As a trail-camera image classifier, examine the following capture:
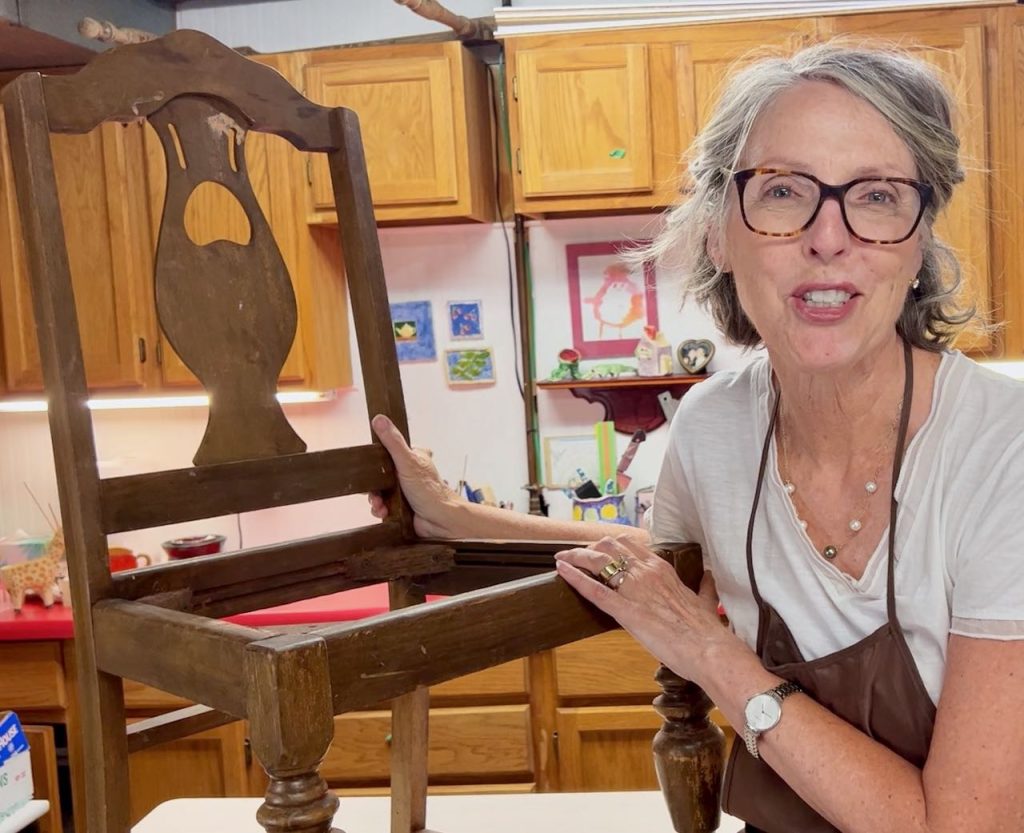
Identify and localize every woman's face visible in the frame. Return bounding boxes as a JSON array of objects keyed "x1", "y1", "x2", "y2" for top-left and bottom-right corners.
[{"x1": 714, "y1": 79, "x2": 925, "y2": 373}]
